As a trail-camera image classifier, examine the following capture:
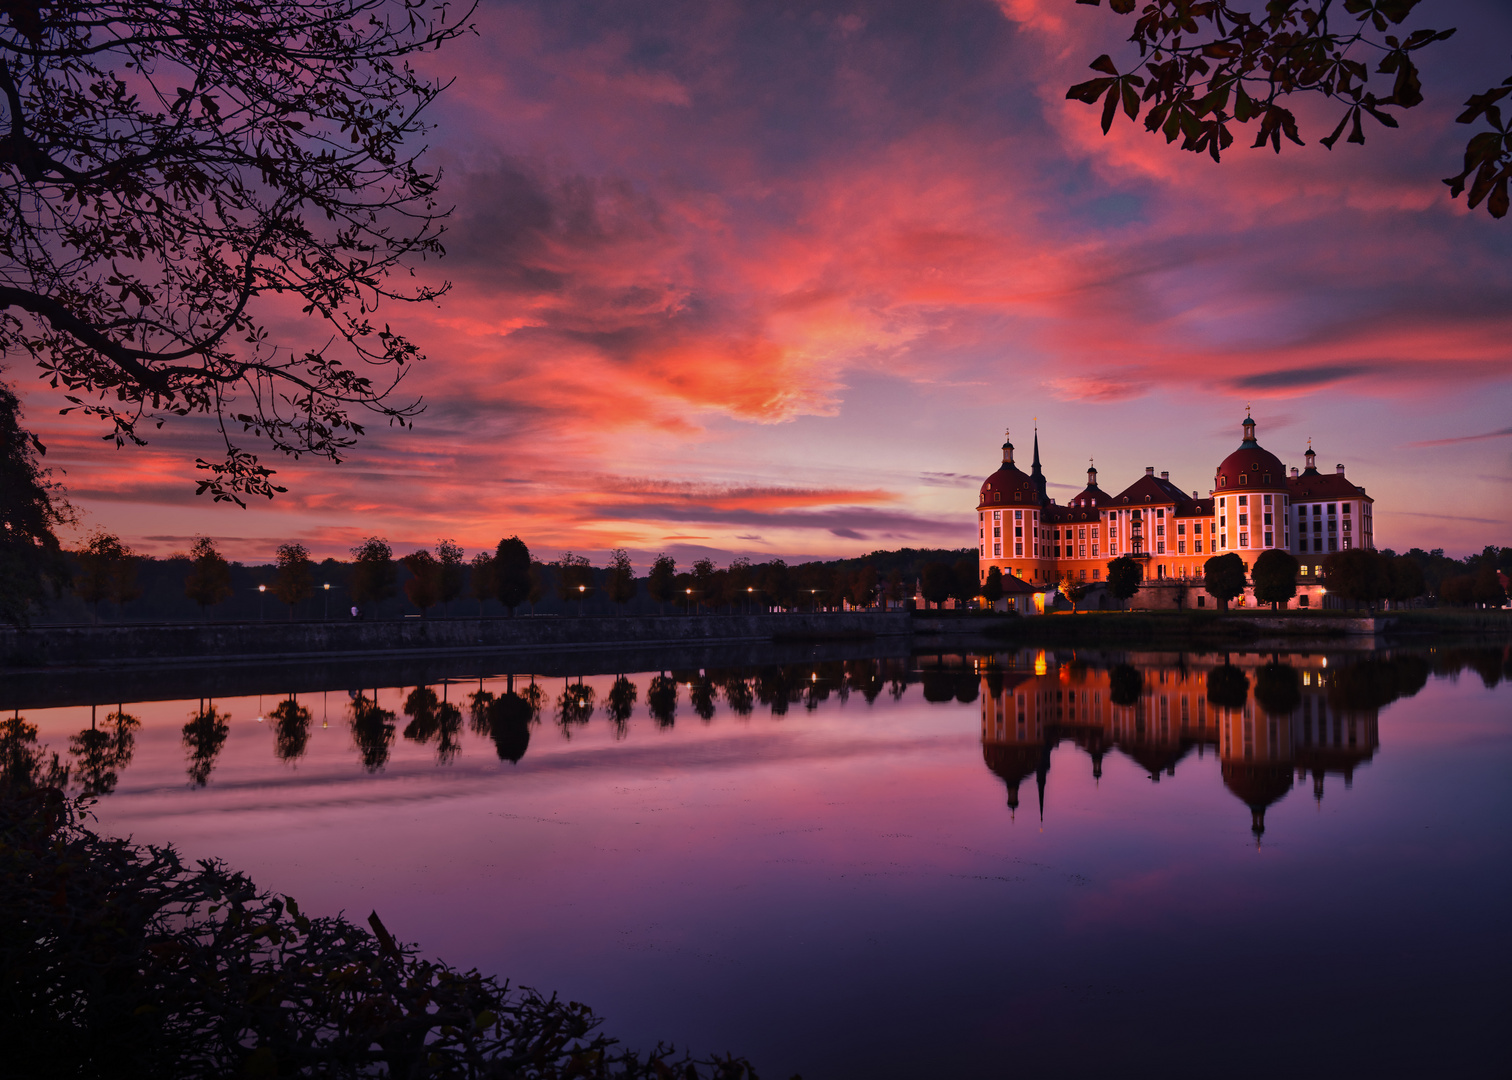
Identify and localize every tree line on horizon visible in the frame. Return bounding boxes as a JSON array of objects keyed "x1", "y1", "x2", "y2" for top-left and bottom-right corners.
[
  {"x1": 12, "y1": 529, "x2": 1509, "y2": 627},
  {"x1": 19, "y1": 533, "x2": 992, "y2": 624}
]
